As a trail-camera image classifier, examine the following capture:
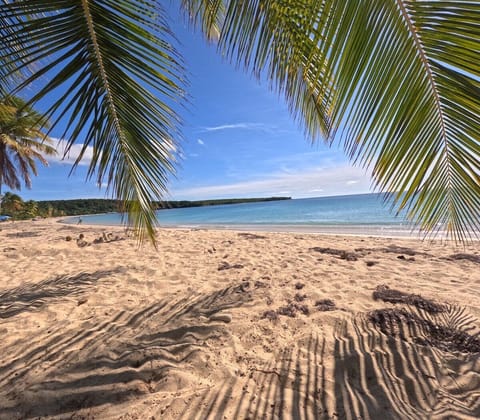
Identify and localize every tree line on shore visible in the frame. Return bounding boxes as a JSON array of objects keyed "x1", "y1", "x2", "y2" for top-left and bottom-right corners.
[{"x1": 0, "y1": 194, "x2": 290, "y2": 220}]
